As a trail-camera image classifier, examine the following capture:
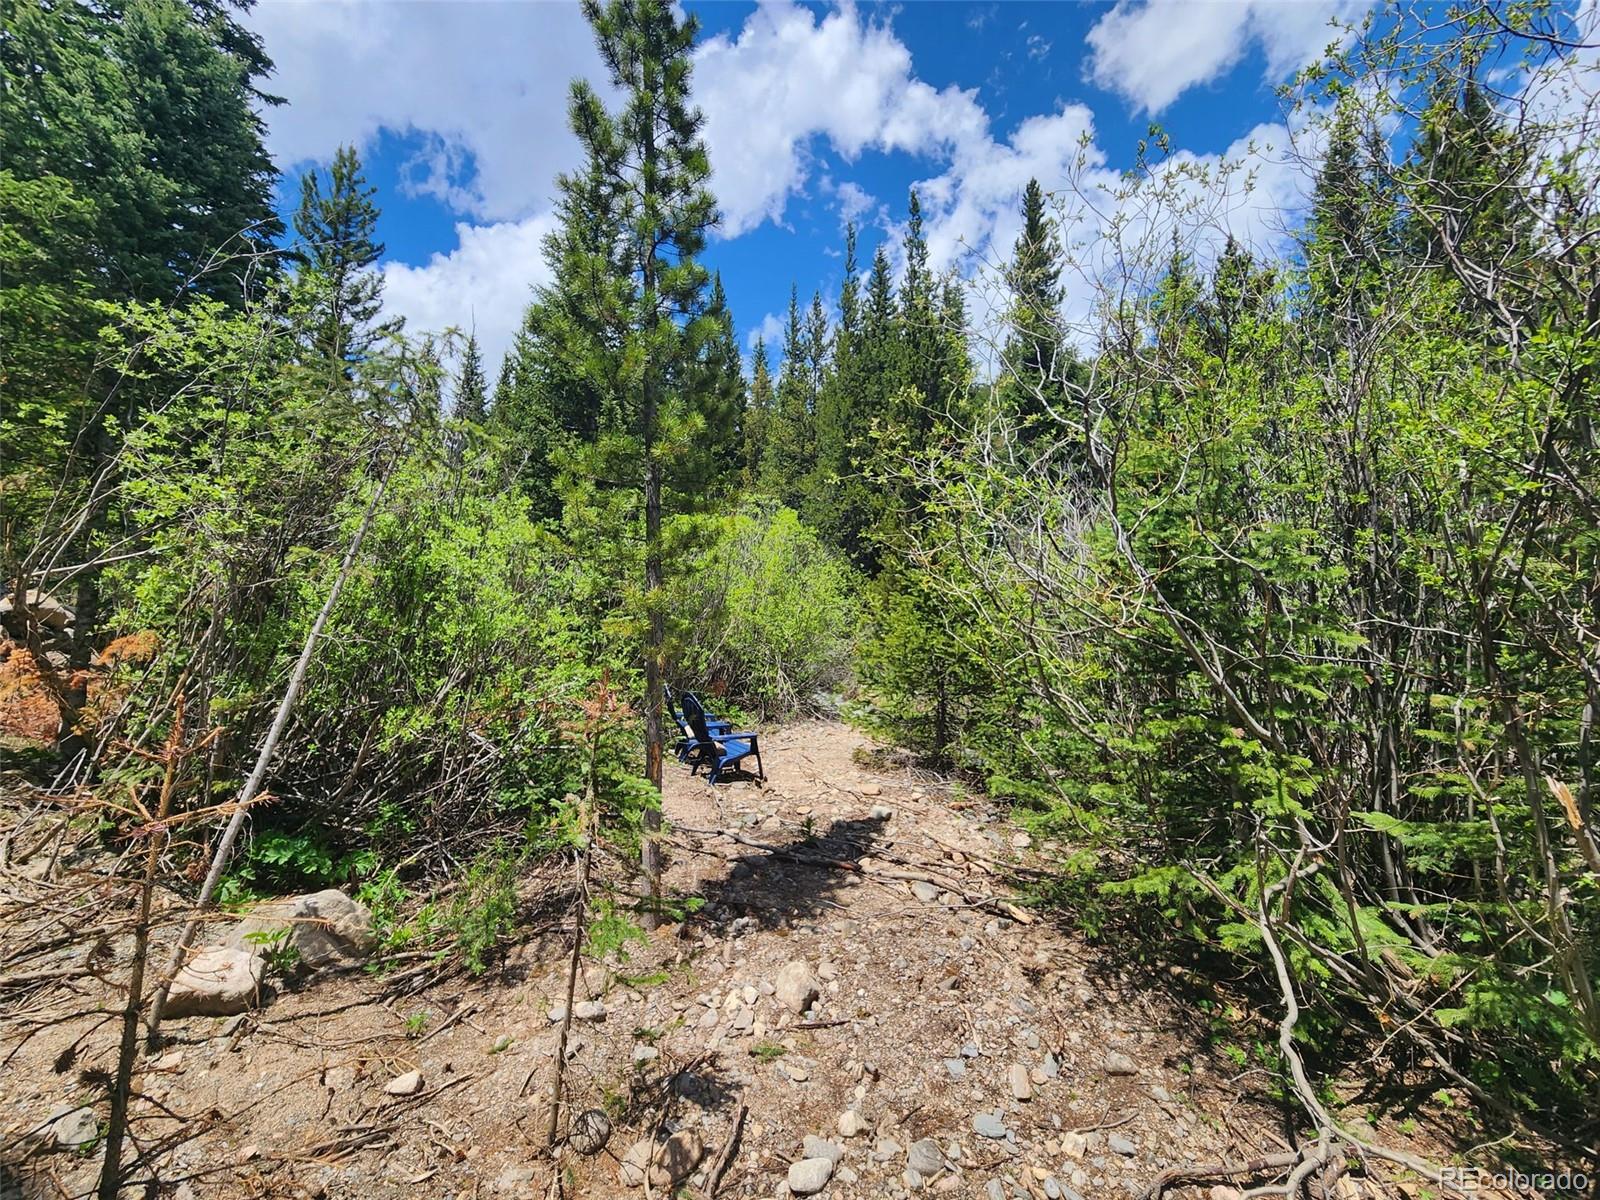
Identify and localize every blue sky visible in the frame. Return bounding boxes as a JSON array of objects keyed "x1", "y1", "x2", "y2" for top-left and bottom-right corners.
[{"x1": 245, "y1": 0, "x2": 1367, "y2": 374}]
